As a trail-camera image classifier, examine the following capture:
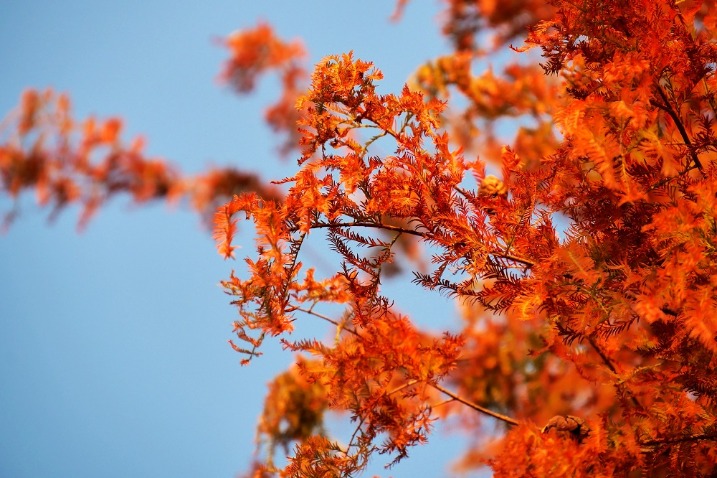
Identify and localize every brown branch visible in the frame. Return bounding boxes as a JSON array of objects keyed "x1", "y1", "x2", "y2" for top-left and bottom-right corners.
[
  {"x1": 431, "y1": 383, "x2": 519, "y2": 426},
  {"x1": 495, "y1": 252, "x2": 536, "y2": 268},
  {"x1": 651, "y1": 84, "x2": 705, "y2": 174},
  {"x1": 305, "y1": 221, "x2": 425, "y2": 237},
  {"x1": 586, "y1": 335, "x2": 618, "y2": 374},
  {"x1": 388, "y1": 379, "x2": 419, "y2": 396},
  {"x1": 399, "y1": 378, "x2": 519, "y2": 425},
  {"x1": 639, "y1": 432, "x2": 717, "y2": 448},
  {"x1": 647, "y1": 162, "x2": 699, "y2": 192},
  {"x1": 587, "y1": 335, "x2": 643, "y2": 411},
  {"x1": 430, "y1": 398, "x2": 455, "y2": 409},
  {"x1": 294, "y1": 306, "x2": 361, "y2": 338},
  {"x1": 308, "y1": 222, "x2": 536, "y2": 267},
  {"x1": 345, "y1": 416, "x2": 367, "y2": 454}
]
